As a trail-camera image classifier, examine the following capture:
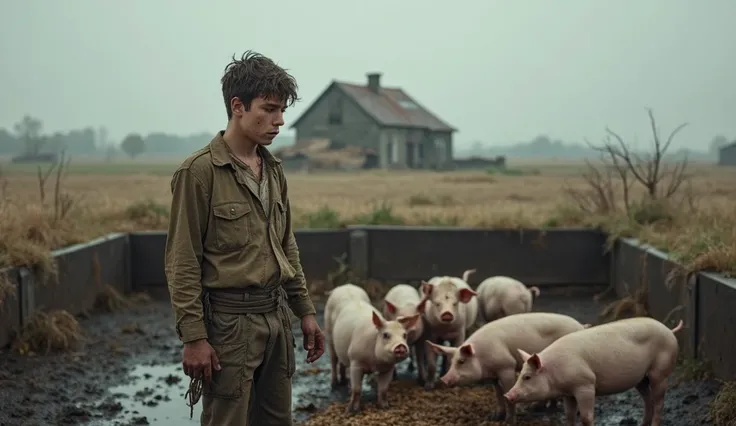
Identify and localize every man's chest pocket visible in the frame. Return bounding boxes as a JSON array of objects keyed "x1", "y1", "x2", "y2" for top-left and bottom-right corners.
[{"x1": 212, "y1": 201, "x2": 251, "y2": 251}]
